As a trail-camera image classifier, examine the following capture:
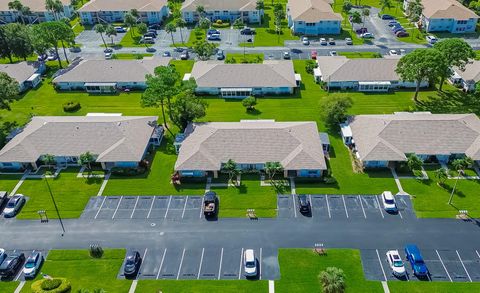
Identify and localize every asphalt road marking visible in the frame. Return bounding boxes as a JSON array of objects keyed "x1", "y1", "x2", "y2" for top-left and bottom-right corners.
[
  {"x1": 177, "y1": 248, "x2": 186, "y2": 280},
  {"x1": 146, "y1": 196, "x2": 155, "y2": 219},
  {"x1": 138, "y1": 248, "x2": 148, "y2": 279},
  {"x1": 476, "y1": 250, "x2": 480, "y2": 260},
  {"x1": 164, "y1": 196, "x2": 172, "y2": 219},
  {"x1": 342, "y1": 195, "x2": 349, "y2": 218},
  {"x1": 94, "y1": 196, "x2": 107, "y2": 219},
  {"x1": 197, "y1": 248, "x2": 205, "y2": 280},
  {"x1": 325, "y1": 195, "x2": 331, "y2": 218},
  {"x1": 156, "y1": 248, "x2": 167, "y2": 279},
  {"x1": 375, "y1": 195, "x2": 385, "y2": 218},
  {"x1": 181, "y1": 196, "x2": 188, "y2": 219},
  {"x1": 375, "y1": 249, "x2": 387, "y2": 281},
  {"x1": 436, "y1": 250, "x2": 452, "y2": 282},
  {"x1": 259, "y1": 247, "x2": 263, "y2": 280},
  {"x1": 199, "y1": 196, "x2": 204, "y2": 218},
  {"x1": 238, "y1": 248, "x2": 244, "y2": 280},
  {"x1": 358, "y1": 195, "x2": 367, "y2": 219},
  {"x1": 130, "y1": 196, "x2": 140, "y2": 219},
  {"x1": 218, "y1": 248, "x2": 223, "y2": 280},
  {"x1": 112, "y1": 196, "x2": 123, "y2": 219},
  {"x1": 292, "y1": 194, "x2": 297, "y2": 218},
  {"x1": 309, "y1": 194, "x2": 313, "y2": 218},
  {"x1": 398, "y1": 209, "x2": 403, "y2": 219},
  {"x1": 456, "y1": 250, "x2": 472, "y2": 282}
]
